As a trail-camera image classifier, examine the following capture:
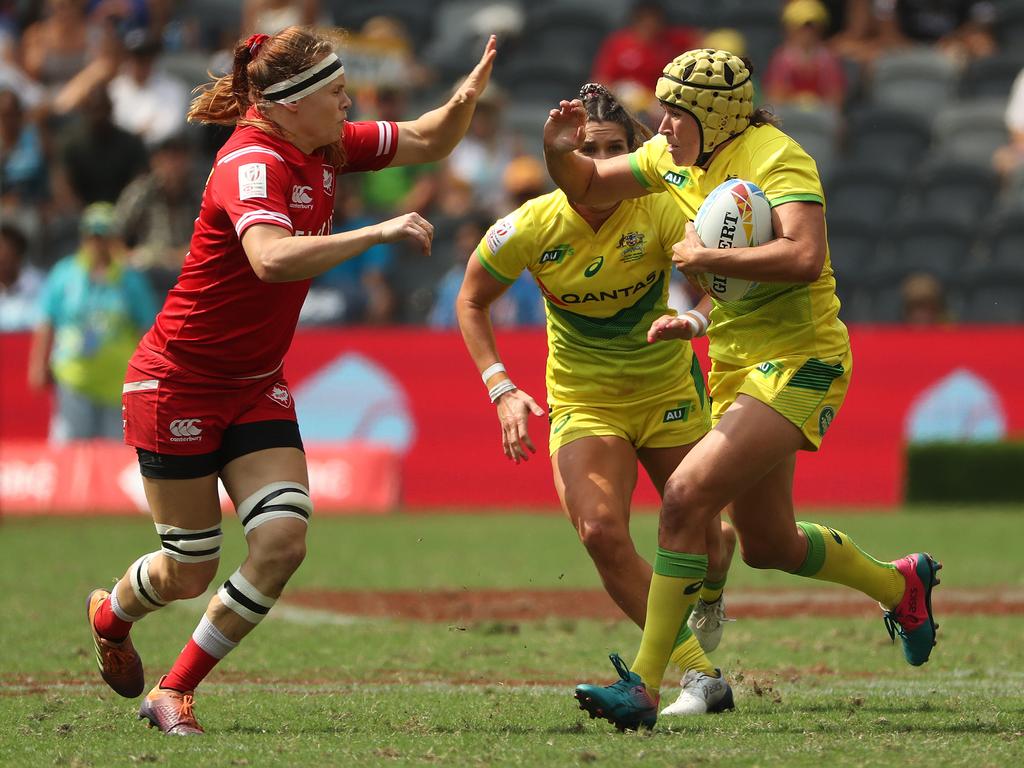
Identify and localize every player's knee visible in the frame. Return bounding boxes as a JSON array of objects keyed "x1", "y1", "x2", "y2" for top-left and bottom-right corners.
[
  {"x1": 159, "y1": 558, "x2": 220, "y2": 600},
  {"x1": 249, "y1": 535, "x2": 307, "y2": 584},
  {"x1": 577, "y1": 514, "x2": 631, "y2": 562},
  {"x1": 661, "y1": 477, "x2": 714, "y2": 535}
]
